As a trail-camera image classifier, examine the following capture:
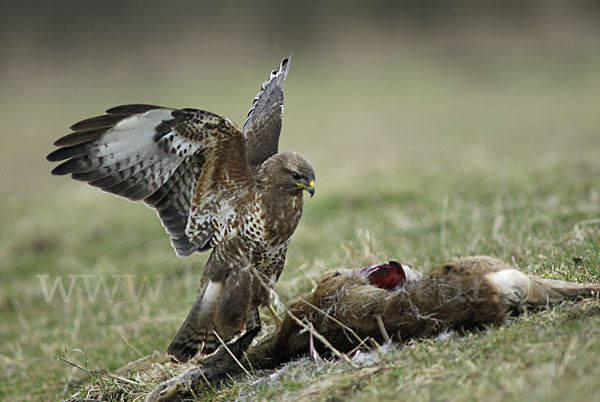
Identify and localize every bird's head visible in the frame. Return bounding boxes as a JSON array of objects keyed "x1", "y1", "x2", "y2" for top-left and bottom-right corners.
[
  {"x1": 358, "y1": 261, "x2": 406, "y2": 290},
  {"x1": 259, "y1": 151, "x2": 315, "y2": 197}
]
